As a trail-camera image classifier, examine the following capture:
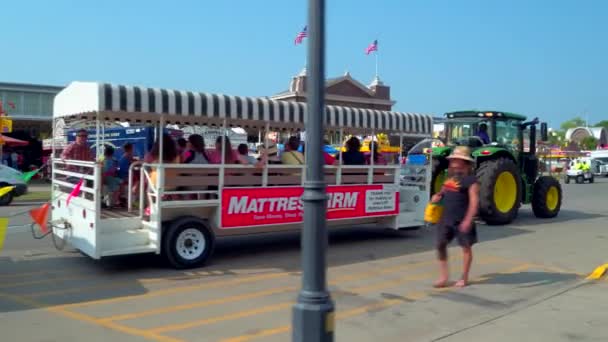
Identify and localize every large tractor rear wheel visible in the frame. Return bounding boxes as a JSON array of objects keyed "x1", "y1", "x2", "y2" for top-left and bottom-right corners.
[
  {"x1": 477, "y1": 158, "x2": 521, "y2": 225},
  {"x1": 431, "y1": 158, "x2": 448, "y2": 196},
  {"x1": 531, "y1": 176, "x2": 562, "y2": 218}
]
